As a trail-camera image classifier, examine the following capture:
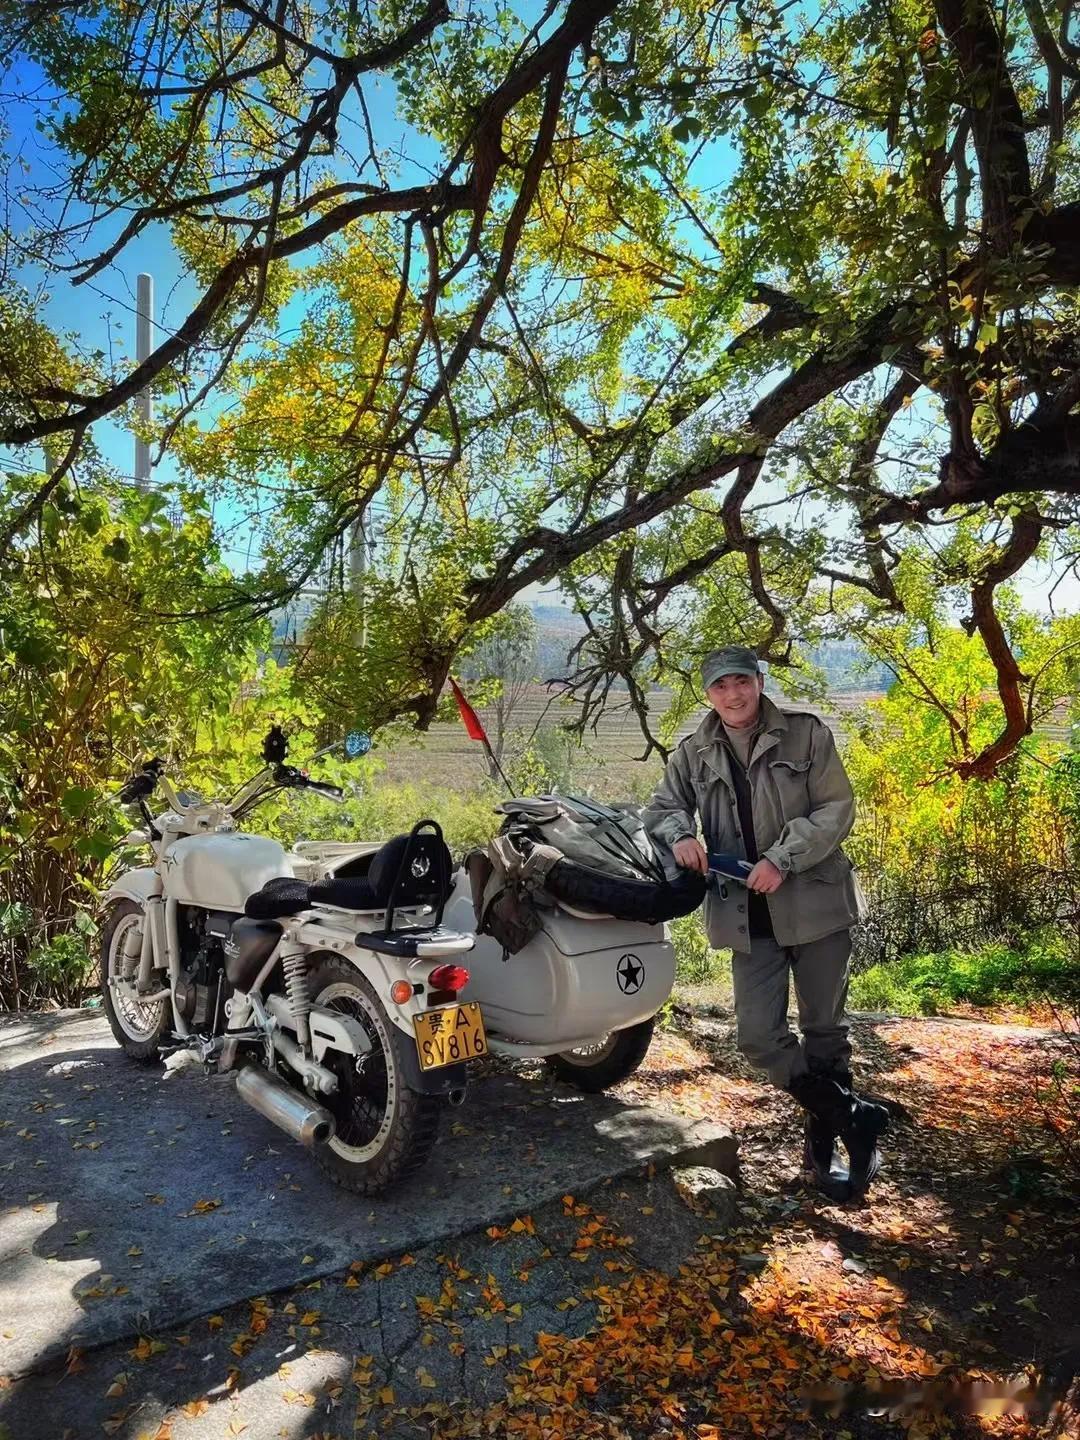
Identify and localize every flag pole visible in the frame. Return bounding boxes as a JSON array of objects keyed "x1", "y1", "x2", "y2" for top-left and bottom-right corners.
[{"x1": 448, "y1": 677, "x2": 515, "y2": 795}]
